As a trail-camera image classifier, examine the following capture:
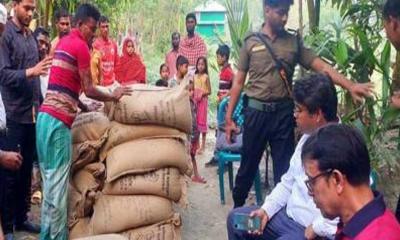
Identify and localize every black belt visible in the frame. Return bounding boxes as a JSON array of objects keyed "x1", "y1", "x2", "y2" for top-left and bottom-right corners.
[{"x1": 247, "y1": 98, "x2": 293, "y2": 112}]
